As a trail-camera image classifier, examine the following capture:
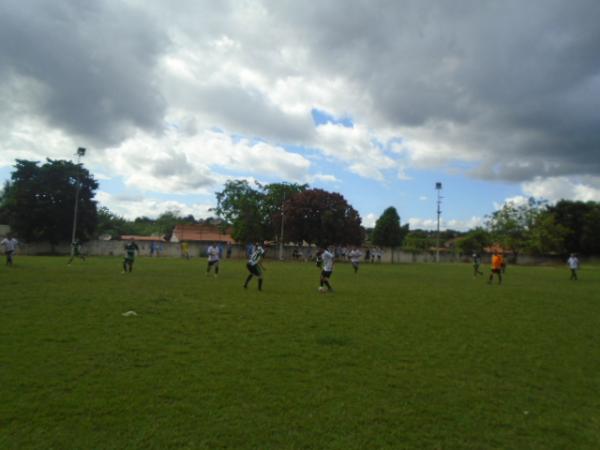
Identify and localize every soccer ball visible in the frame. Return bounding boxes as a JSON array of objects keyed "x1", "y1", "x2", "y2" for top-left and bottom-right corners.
[{"x1": 318, "y1": 286, "x2": 327, "y2": 293}]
